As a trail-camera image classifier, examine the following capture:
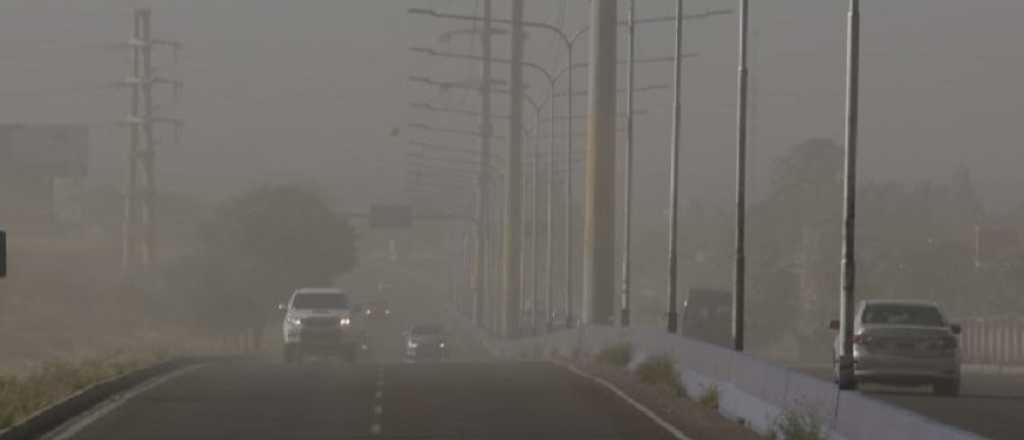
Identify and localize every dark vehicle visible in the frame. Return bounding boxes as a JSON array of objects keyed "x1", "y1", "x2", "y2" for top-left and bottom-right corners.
[
  {"x1": 404, "y1": 324, "x2": 449, "y2": 361},
  {"x1": 680, "y1": 288, "x2": 732, "y2": 347},
  {"x1": 280, "y1": 288, "x2": 360, "y2": 363},
  {"x1": 361, "y1": 300, "x2": 391, "y2": 319}
]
